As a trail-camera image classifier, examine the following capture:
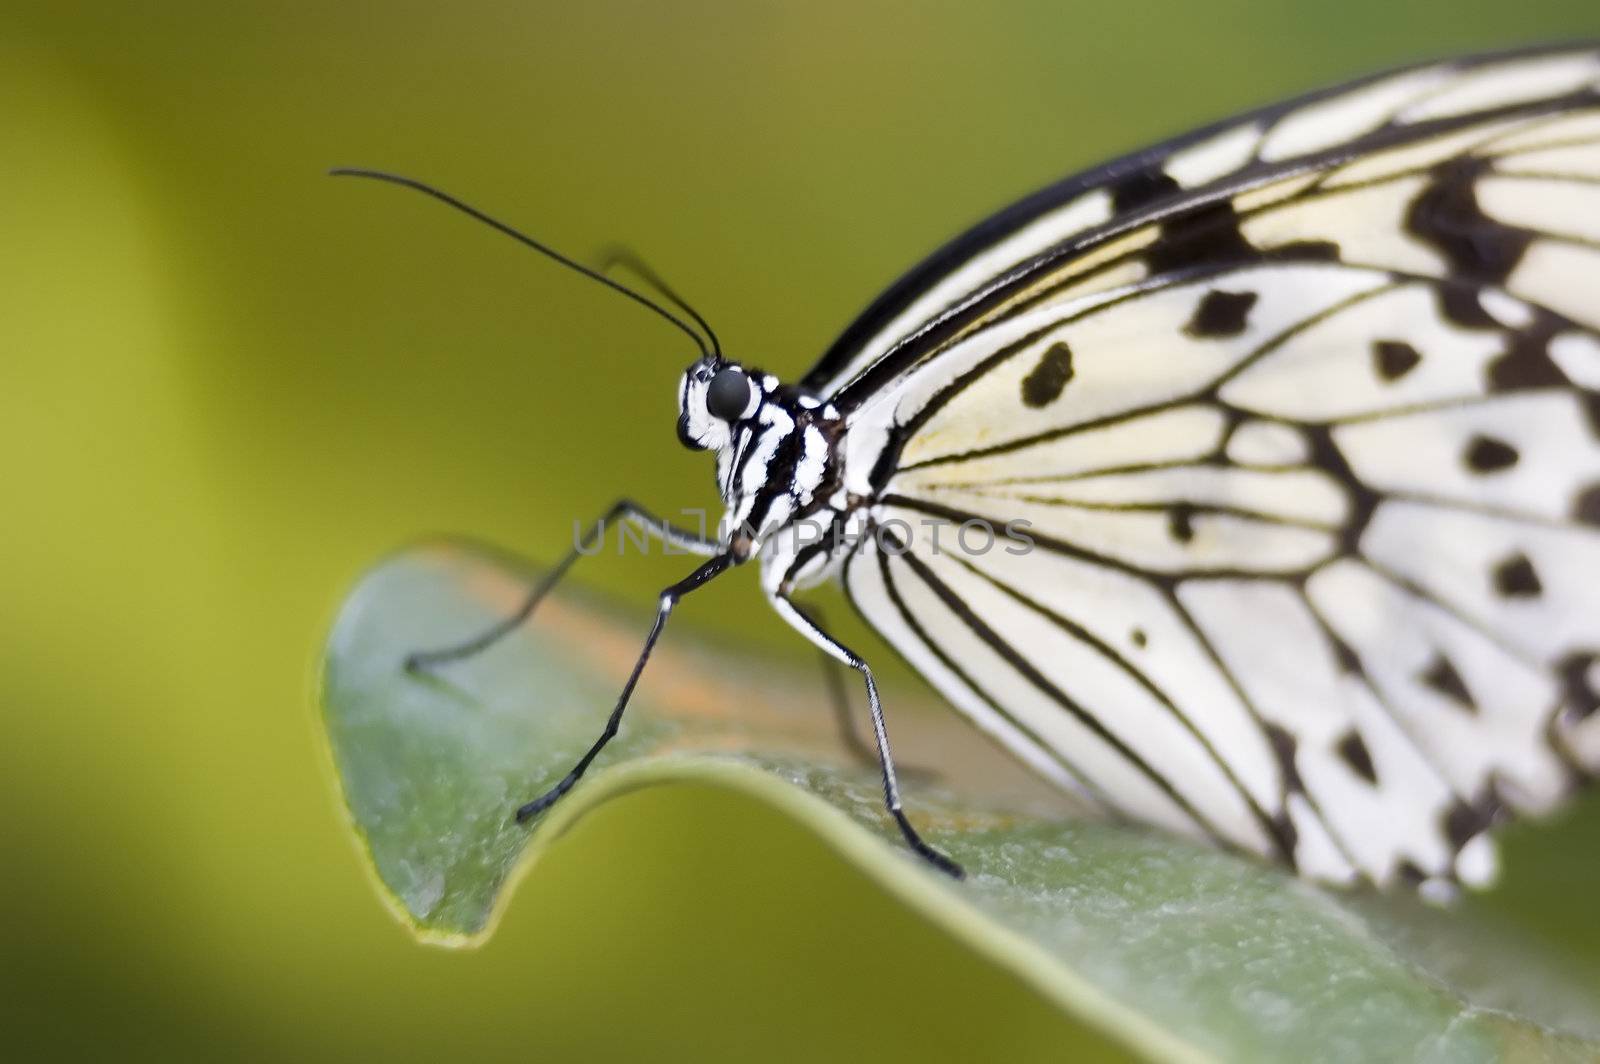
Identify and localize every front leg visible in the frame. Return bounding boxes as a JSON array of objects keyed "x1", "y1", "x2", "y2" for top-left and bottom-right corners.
[
  {"x1": 405, "y1": 498, "x2": 718, "y2": 673},
  {"x1": 768, "y1": 591, "x2": 964, "y2": 879},
  {"x1": 517, "y1": 550, "x2": 739, "y2": 822}
]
